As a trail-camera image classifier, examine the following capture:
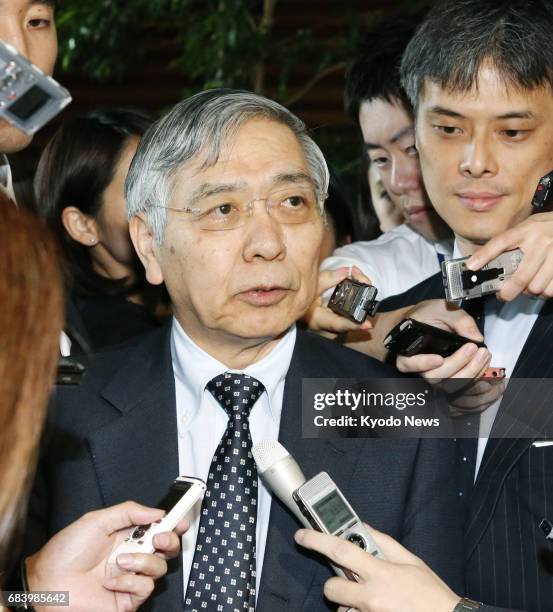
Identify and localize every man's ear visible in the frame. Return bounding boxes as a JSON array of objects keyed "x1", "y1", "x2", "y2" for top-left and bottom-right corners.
[
  {"x1": 61, "y1": 206, "x2": 99, "y2": 246},
  {"x1": 129, "y1": 214, "x2": 164, "y2": 285}
]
